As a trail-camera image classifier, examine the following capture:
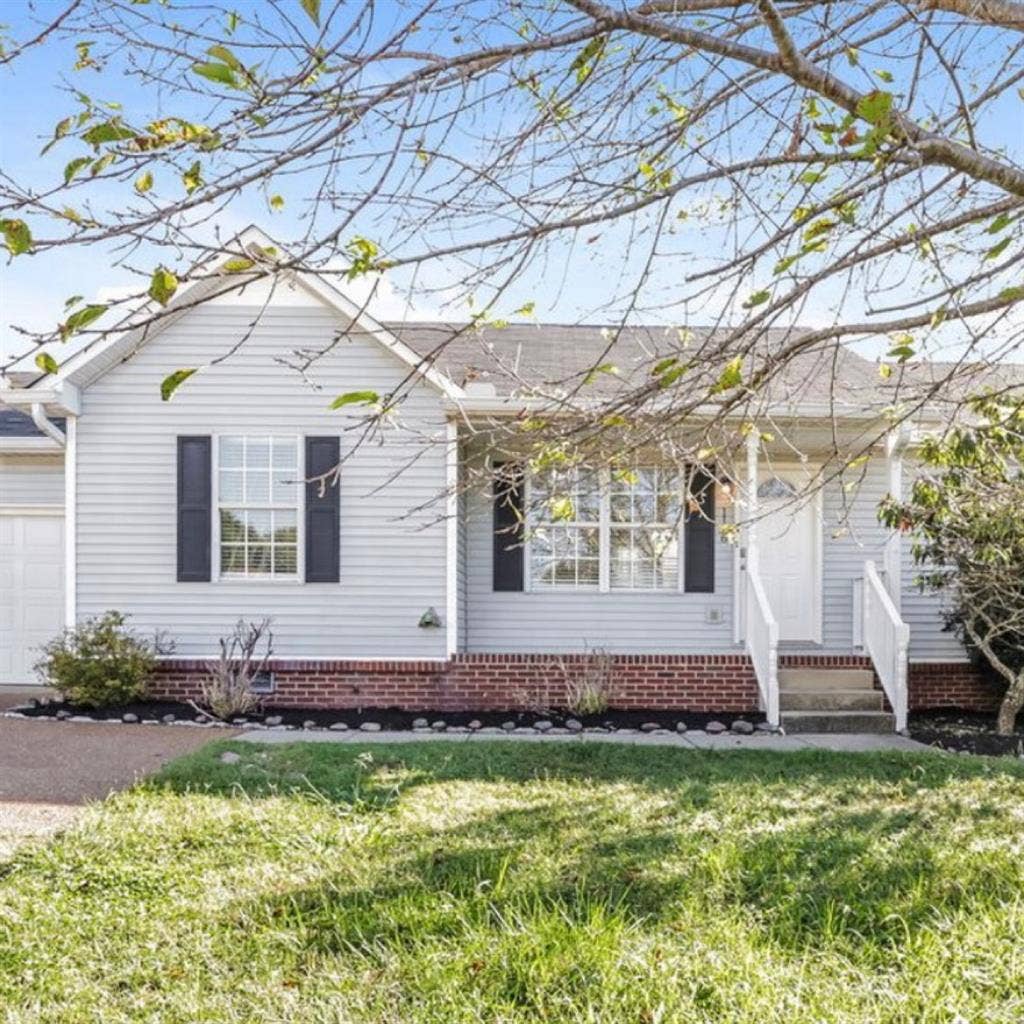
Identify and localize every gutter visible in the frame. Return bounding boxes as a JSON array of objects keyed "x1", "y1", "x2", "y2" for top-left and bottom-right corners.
[{"x1": 30, "y1": 403, "x2": 66, "y2": 447}]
